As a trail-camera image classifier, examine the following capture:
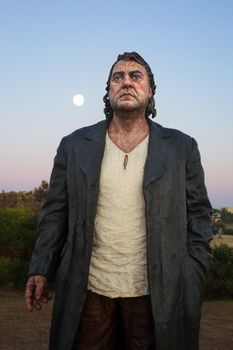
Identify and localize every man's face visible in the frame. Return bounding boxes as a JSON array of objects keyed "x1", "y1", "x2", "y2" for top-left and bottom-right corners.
[{"x1": 108, "y1": 60, "x2": 152, "y2": 116}]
